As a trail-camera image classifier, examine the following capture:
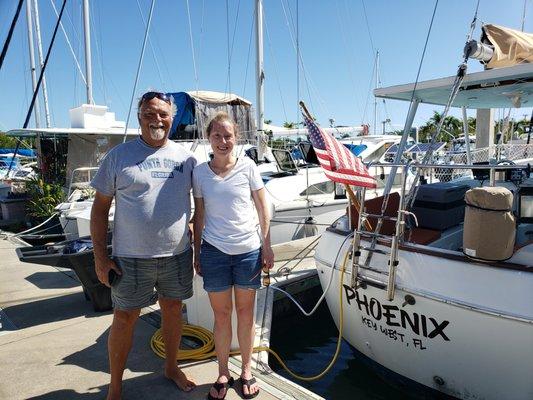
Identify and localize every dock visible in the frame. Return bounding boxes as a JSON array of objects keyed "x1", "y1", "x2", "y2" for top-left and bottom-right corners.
[{"x1": 0, "y1": 234, "x2": 323, "y2": 400}]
